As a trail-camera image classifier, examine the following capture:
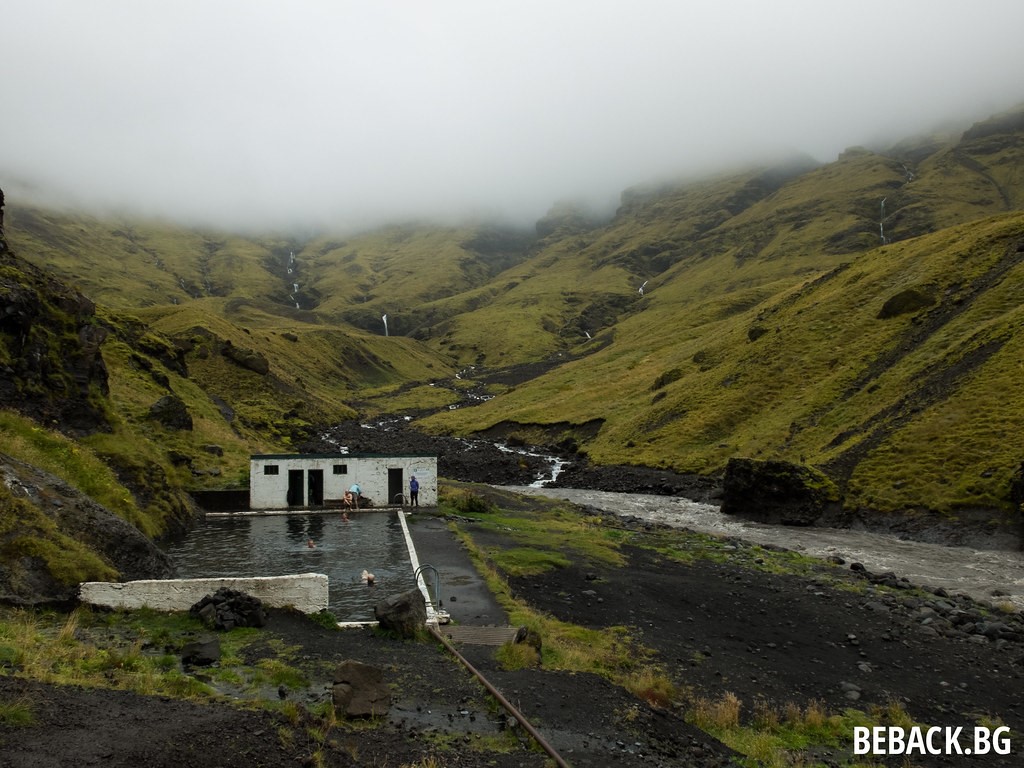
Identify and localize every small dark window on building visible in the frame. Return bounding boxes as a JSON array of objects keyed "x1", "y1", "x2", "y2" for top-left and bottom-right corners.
[
  {"x1": 264, "y1": 465, "x2": 279, "y2": 475},
  {"x1": 333, "y1": 464, "x2": 347, "y2": 475}
]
